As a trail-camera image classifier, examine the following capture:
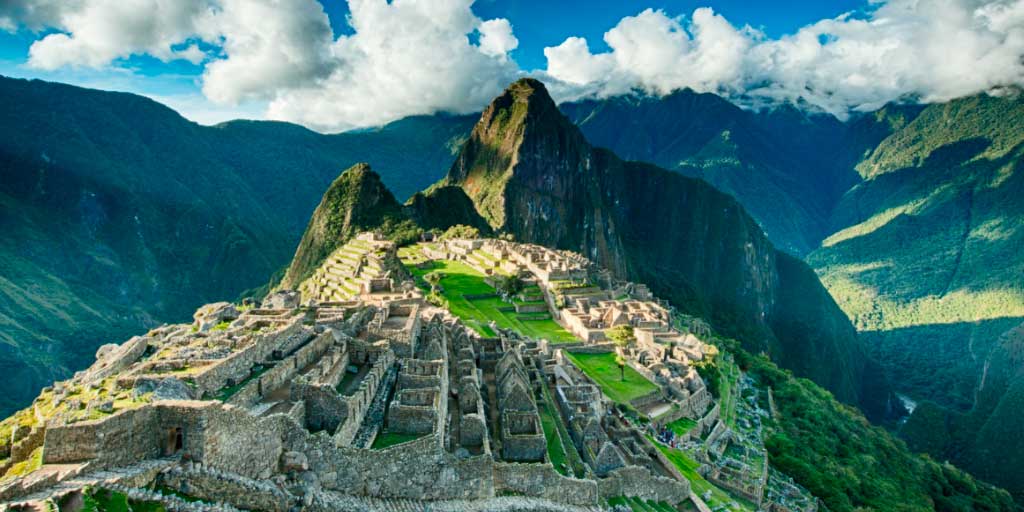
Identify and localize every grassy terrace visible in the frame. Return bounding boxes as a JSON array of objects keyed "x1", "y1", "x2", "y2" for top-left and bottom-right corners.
[
  {"x1": 649, "y1": 437, "x2": 755, "y2": 511},
  {"x1": 538, "y1": 383, "x2": 587, "y2": 477},
  {"x1": 719, "y1": 359, "x2": 741, "y2": 428},
  {"x1": 216, "y1": 366, "x2": 269, "y2": 402},
  {"x1": 371, "y1": 431, "x2": 422, "y2": 450},
  {"x1": 402, "y1": 256, "x2": 577, "y2": 343},
  {"x1": 564, "y1": 352, "x2": 659, "y2": 405},
  {"x1": 666, "y1": 417, "x2": 697, "y2": 437}
]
